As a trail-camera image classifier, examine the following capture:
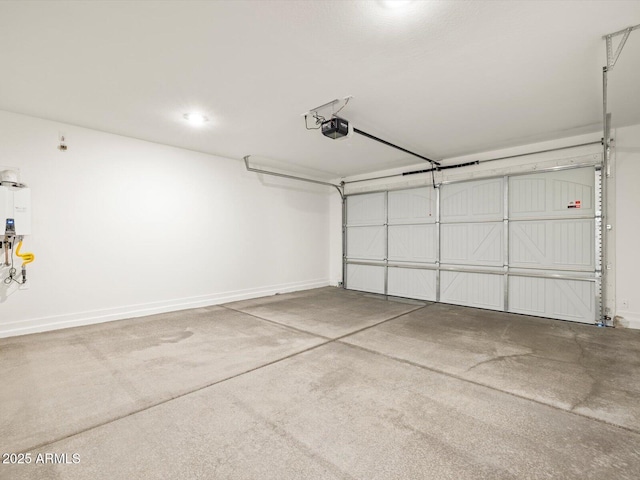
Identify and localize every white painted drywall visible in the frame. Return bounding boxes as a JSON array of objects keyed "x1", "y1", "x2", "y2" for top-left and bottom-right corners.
[
  {"x1": 612, "y1": 124, "x2": 640, "y2": 329},
  {"x1": 0, "y1": 110, "x2": 331, "y2": 337}
]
